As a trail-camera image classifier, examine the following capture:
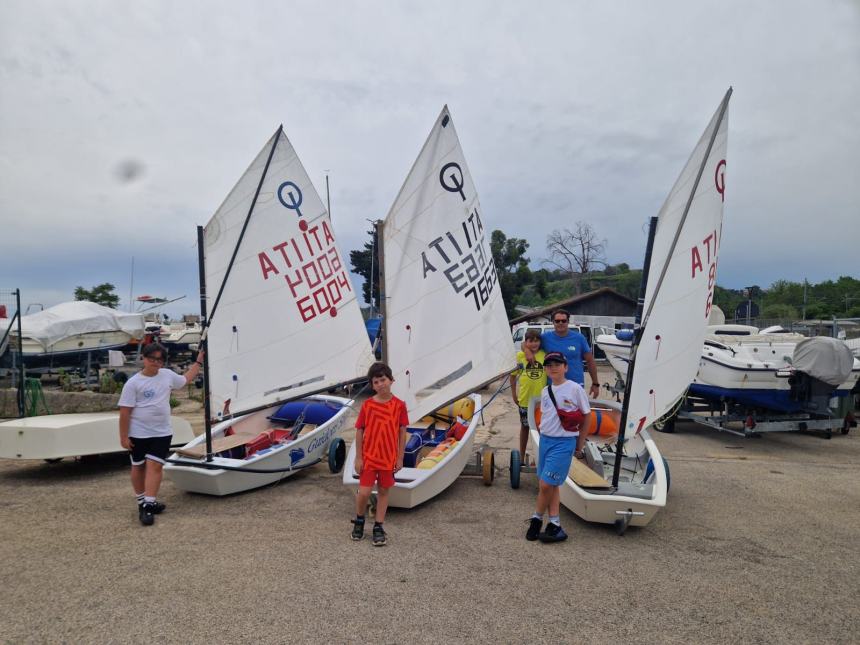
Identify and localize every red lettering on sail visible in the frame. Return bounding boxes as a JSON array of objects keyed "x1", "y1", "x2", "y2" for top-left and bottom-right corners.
[{"x1": 691, "y1": 246, "x2": 703, "y2": 278}]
